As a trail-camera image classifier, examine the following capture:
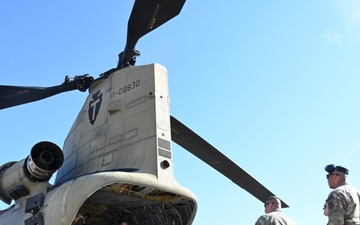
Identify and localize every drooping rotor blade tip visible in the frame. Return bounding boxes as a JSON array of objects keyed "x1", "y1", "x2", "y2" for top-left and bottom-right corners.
[{"x1": 169, "y1": 115, "x2": 289, "y2": 208}]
